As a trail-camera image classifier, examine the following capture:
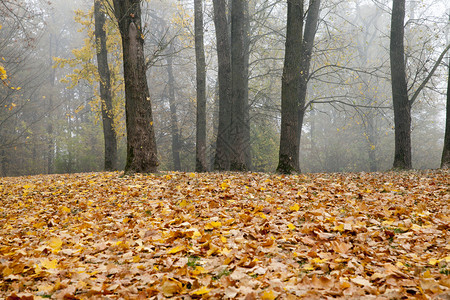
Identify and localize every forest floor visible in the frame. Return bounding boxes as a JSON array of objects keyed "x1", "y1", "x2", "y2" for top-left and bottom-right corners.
[{"x1": 0, "y1": 170, "x2": 449, "y2": 299}]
